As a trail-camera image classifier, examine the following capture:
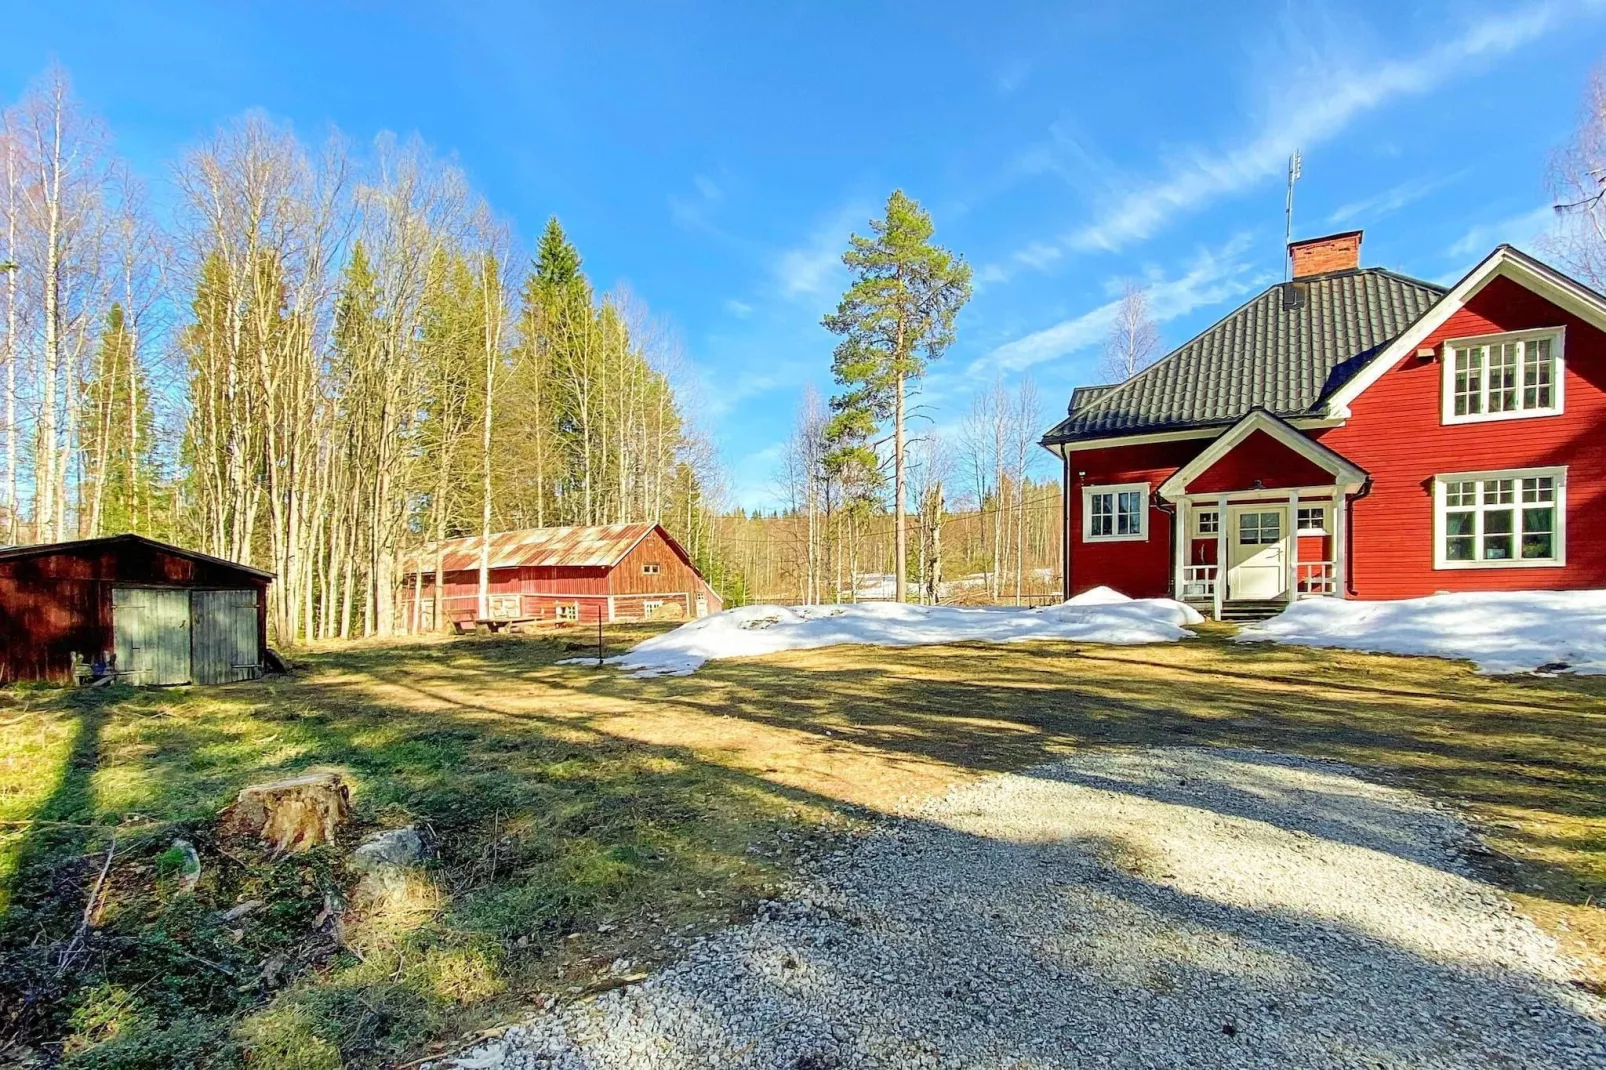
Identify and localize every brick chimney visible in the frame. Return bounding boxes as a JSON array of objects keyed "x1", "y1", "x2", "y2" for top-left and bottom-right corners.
[{"x1": 1288, "y1": 230, "x2": 1362, "y2": 278}]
